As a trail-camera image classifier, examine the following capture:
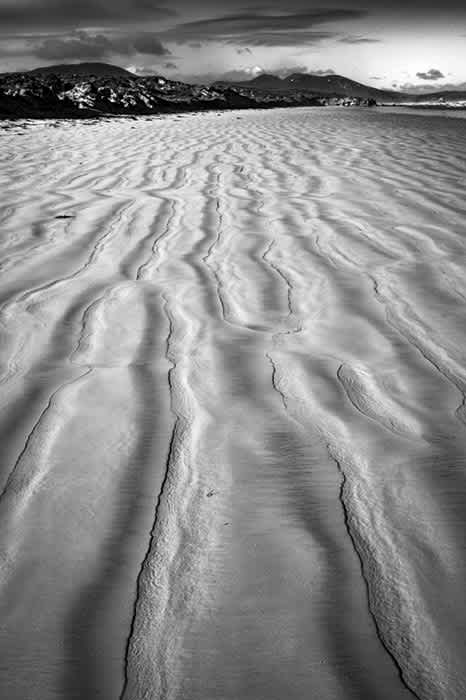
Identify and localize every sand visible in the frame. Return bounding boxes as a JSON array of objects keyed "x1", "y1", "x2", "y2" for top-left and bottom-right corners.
[{"x1": 1, "y1": 107, "x2": 466, "y2": 700}]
